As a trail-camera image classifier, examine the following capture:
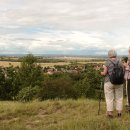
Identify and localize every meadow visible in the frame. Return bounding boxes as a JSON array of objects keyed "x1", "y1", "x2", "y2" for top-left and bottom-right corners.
[{"x1": 0, "y1": 99, "x2": 130, "y2": 130}]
